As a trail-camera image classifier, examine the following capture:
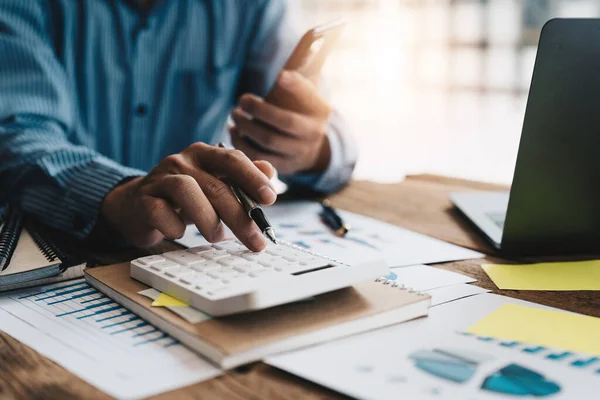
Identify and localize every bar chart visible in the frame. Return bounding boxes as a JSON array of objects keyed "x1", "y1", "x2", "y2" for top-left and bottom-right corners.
[{"x1": 0, "y1": 279, "x2": 220, "y2": 399}]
